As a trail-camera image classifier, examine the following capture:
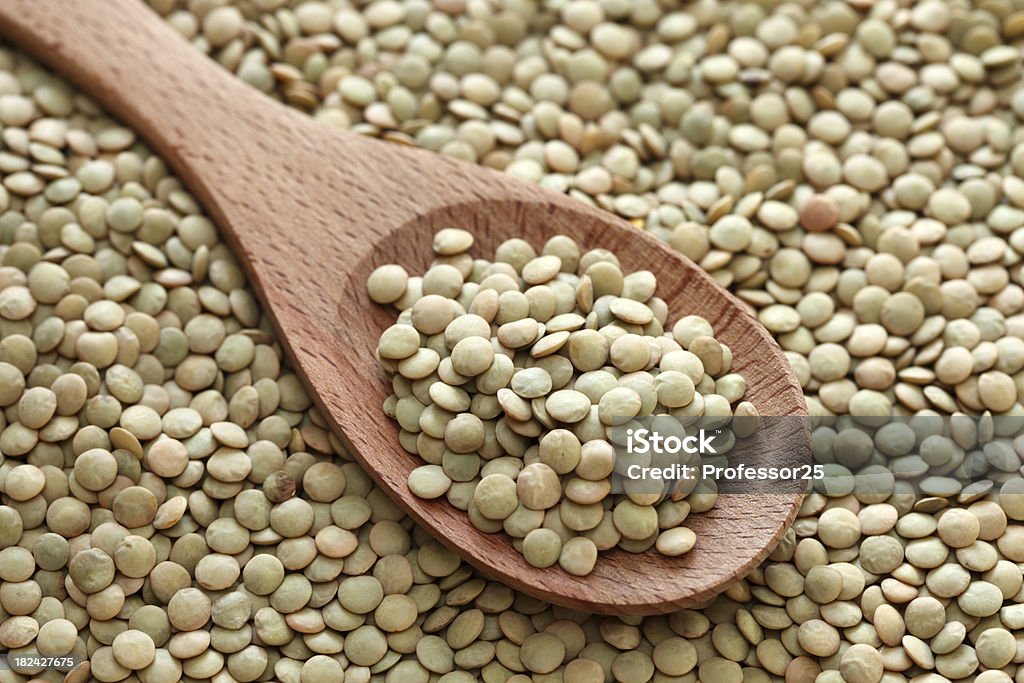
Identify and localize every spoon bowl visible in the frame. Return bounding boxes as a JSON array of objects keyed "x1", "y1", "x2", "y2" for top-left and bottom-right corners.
[
  {"x1": 360, "y1": 200, "x2": 809, "y2": 613},
  {"x1": 0, "y1": 0, "x2": 809, "y2": 614}
]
